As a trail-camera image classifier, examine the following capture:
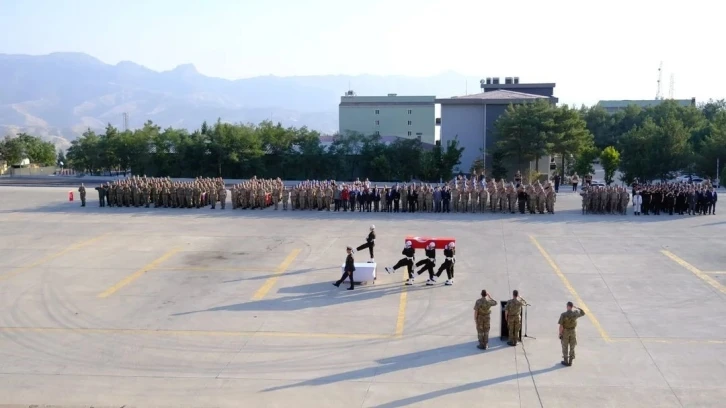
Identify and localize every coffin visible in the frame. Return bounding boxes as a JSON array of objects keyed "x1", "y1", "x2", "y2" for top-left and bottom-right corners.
[
  {"x1": 341, "y1": 262, "x2": 376, "y2": 283},
  {"x1": 404, "y1": 236, "x2": 456, "y2": 250}
]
